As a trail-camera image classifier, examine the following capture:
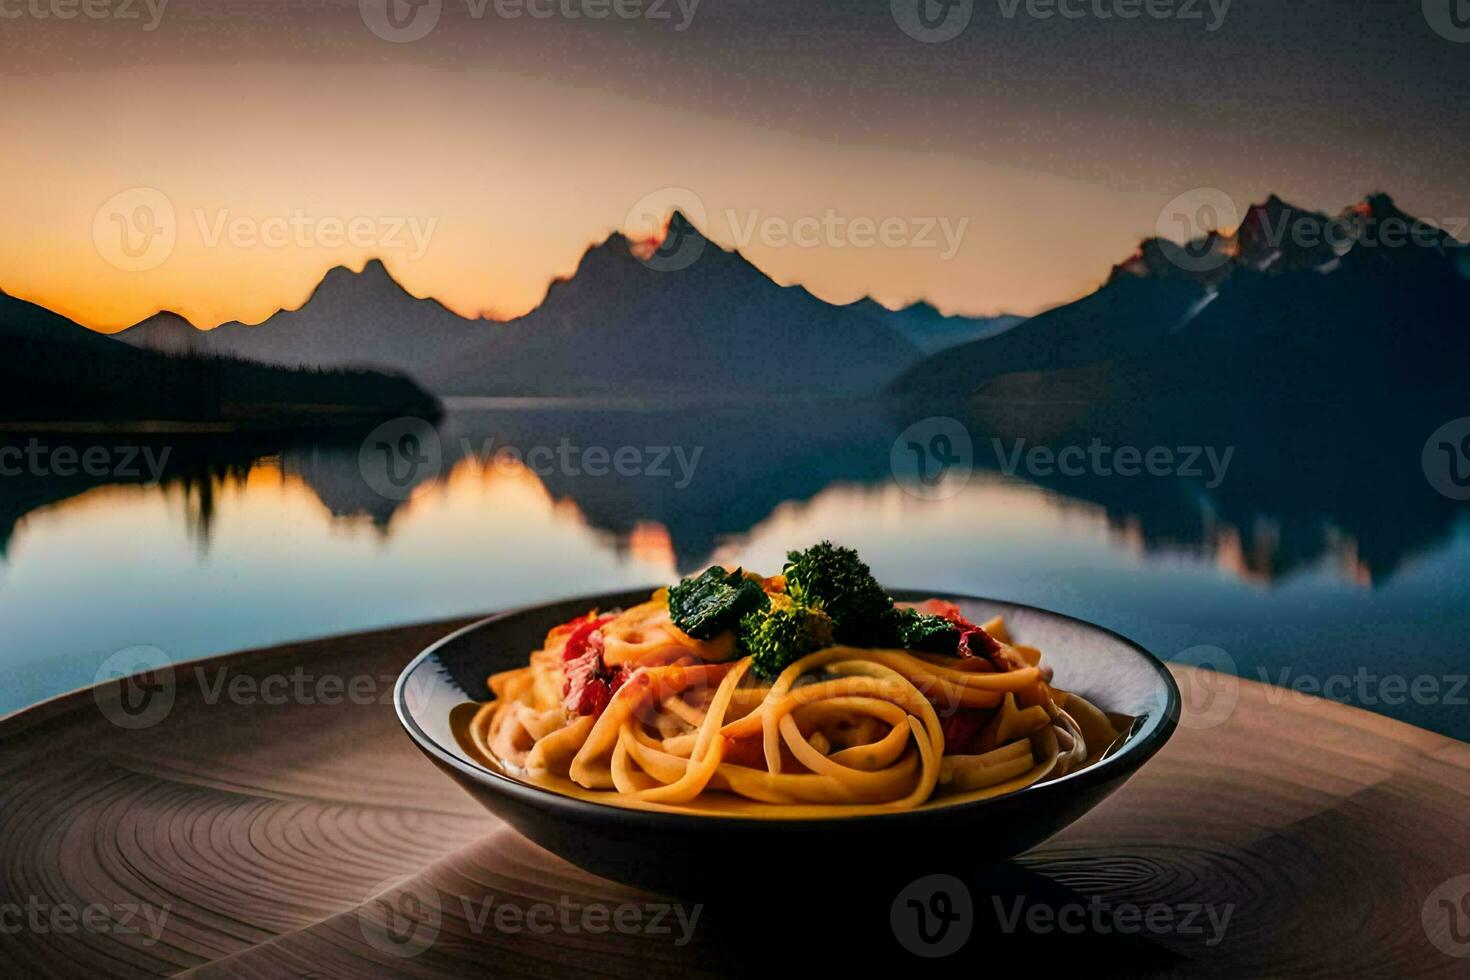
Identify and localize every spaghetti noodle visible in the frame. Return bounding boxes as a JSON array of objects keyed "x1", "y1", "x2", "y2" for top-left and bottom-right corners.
[{"x1": 464, "y1": 553, "x2": 1122, "y2": 816}]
